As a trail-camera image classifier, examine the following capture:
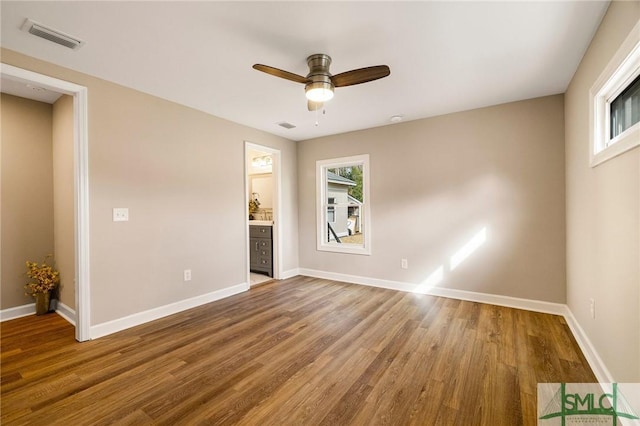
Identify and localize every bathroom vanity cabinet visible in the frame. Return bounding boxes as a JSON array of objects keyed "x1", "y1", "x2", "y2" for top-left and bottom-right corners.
[{"x1": 250, "y1": 225, "x2": 272, "y2": 277}]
